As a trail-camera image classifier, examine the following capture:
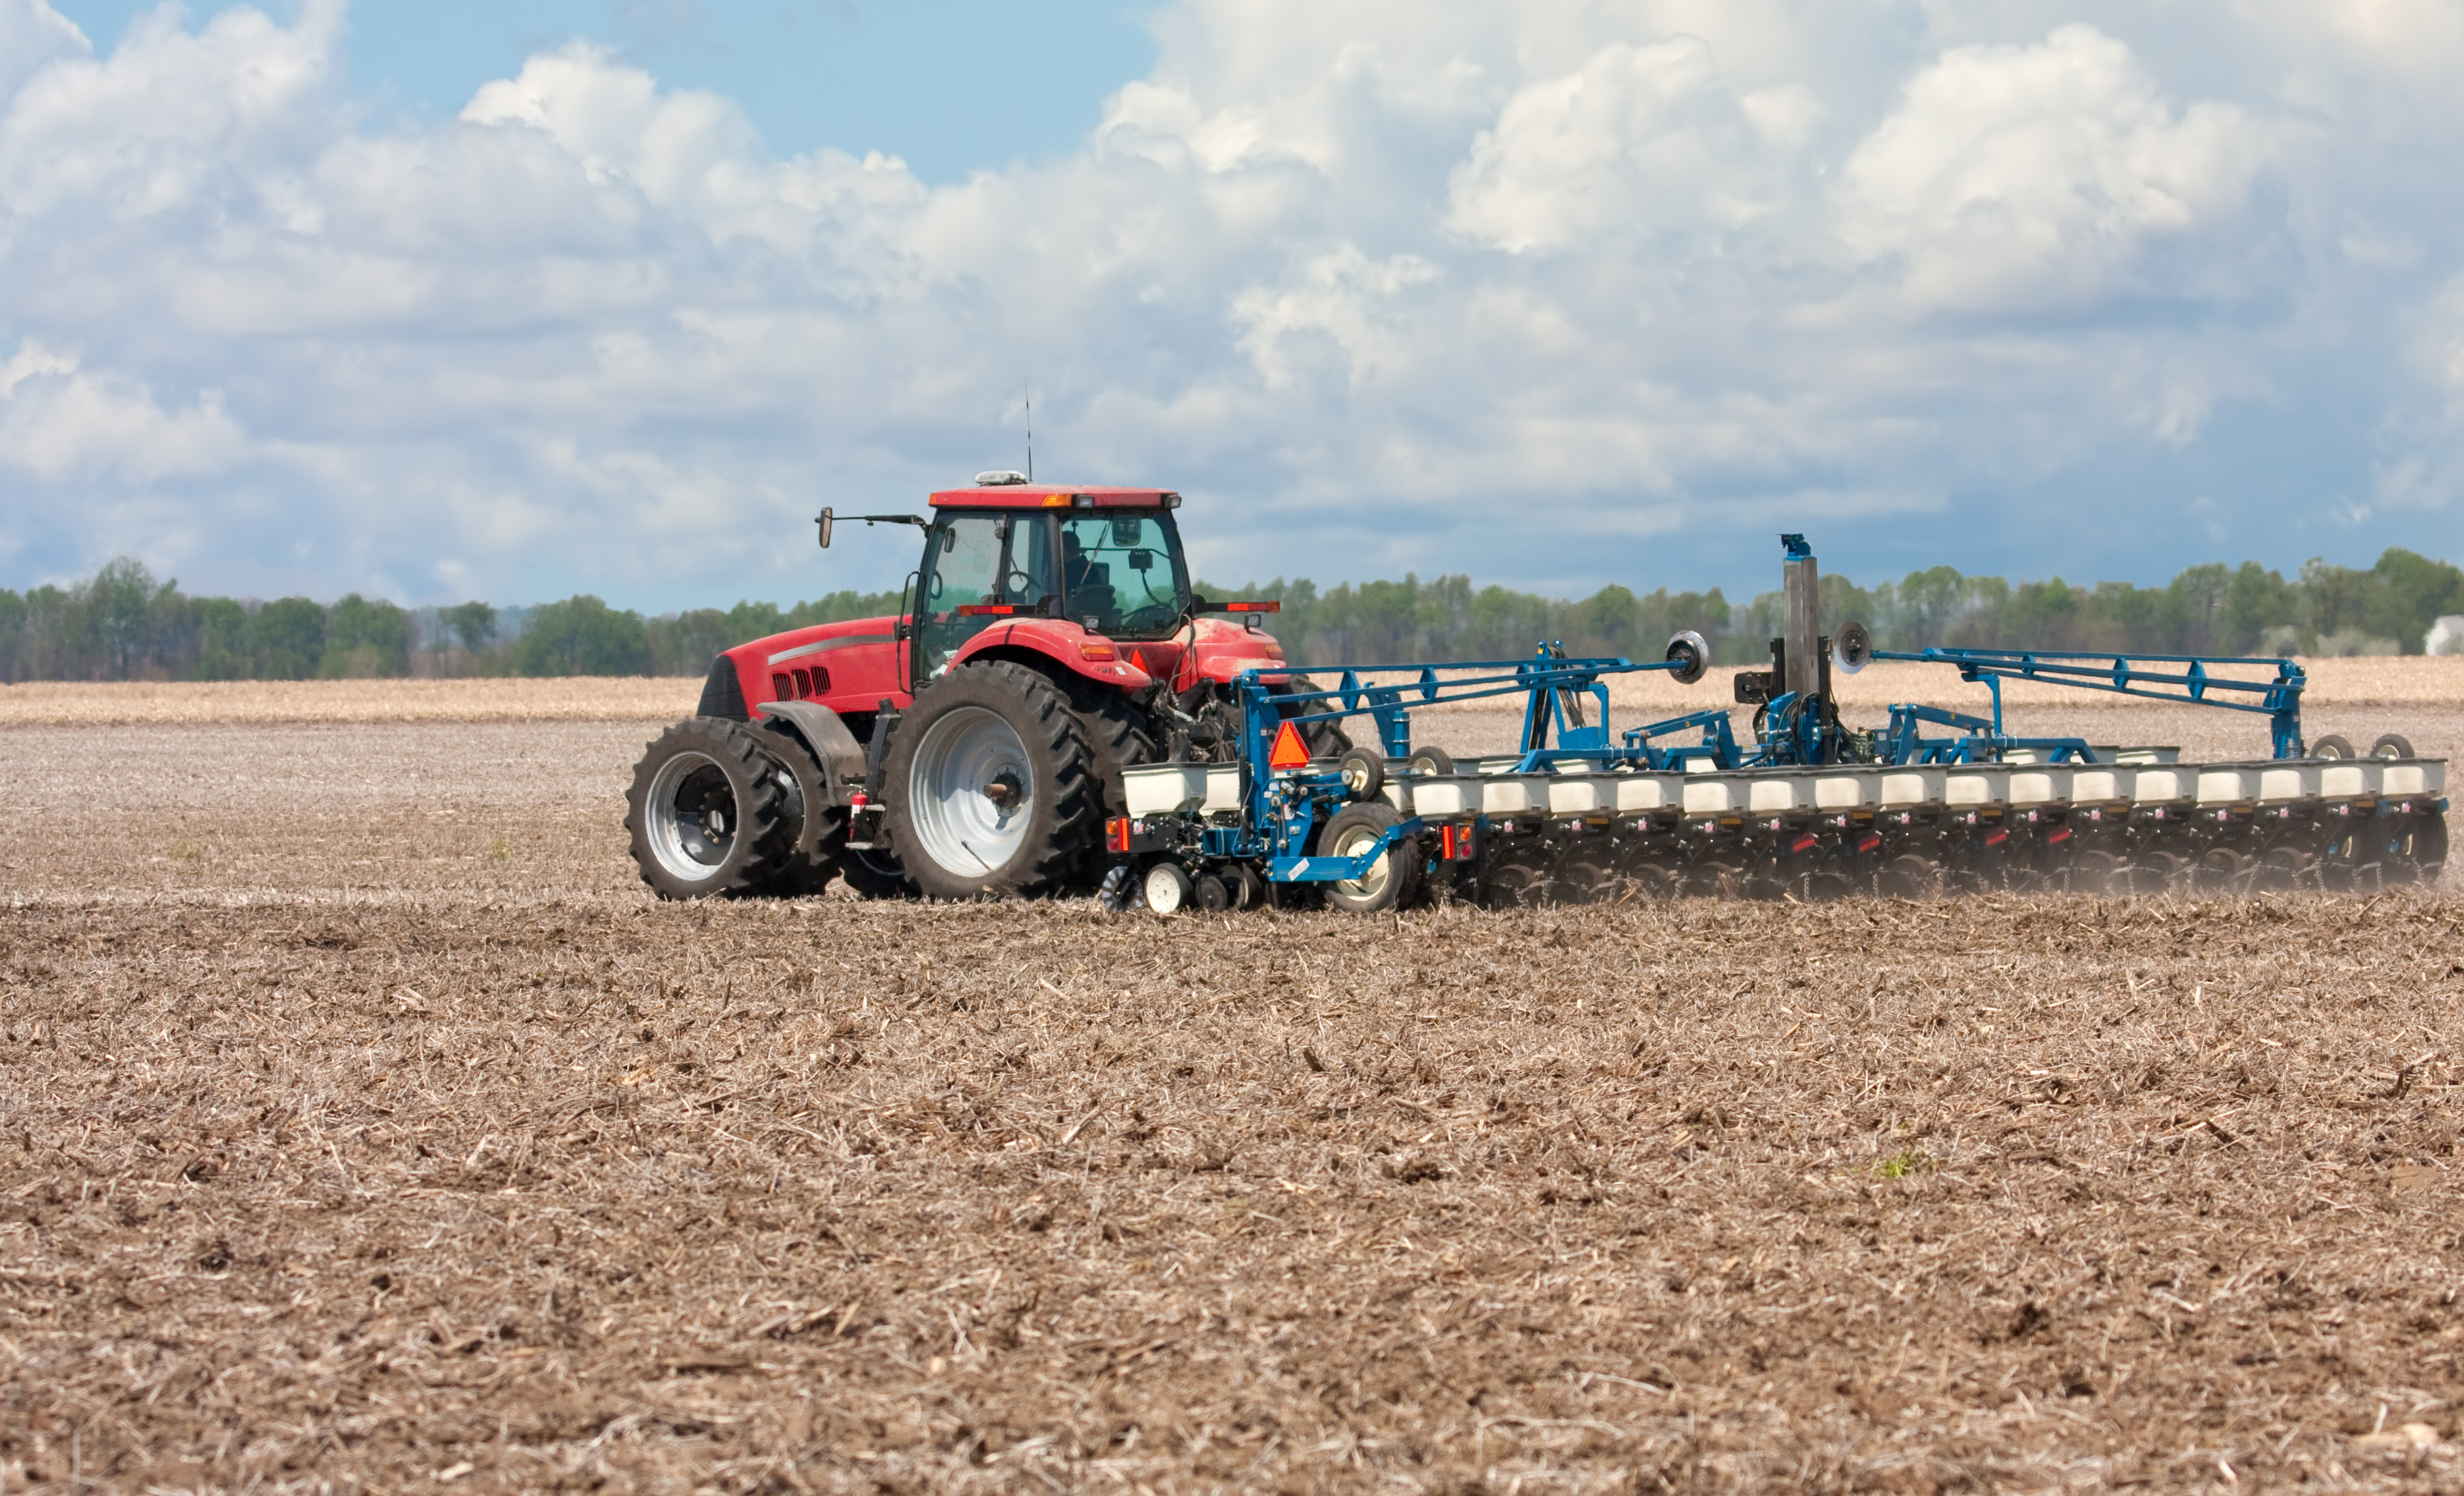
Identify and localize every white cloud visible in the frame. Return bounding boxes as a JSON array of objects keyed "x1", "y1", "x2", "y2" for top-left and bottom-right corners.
[
  {"x1": 1446, "y1": 37, "x2": 1792, "y2": 254},
  {"x1": 0, "y1": 340, "x2": 247, "y2": 482},
  {"x1": 0, "y1": 1, "x2": 2459, "y2": 605},
  {"x1": 1838, "y1": 26, "x2": 2271, "y2": 313}
]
